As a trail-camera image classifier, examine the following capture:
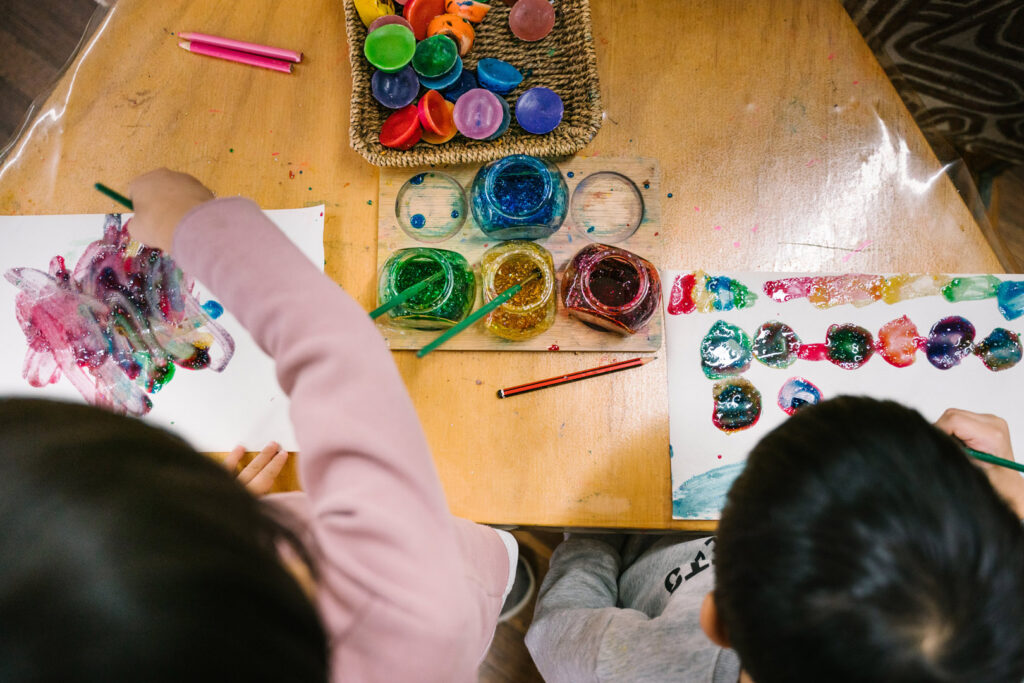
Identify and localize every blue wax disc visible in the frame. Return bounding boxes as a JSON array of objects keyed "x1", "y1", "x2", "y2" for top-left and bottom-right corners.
[
  {"x1": 476, "y1": 58, "x2": 524, "y2": 95},
  {"x1": 515, "y1": 86, "x2": 563, "y2": 134},
  {"x1": 372, "y1": 65, "x2": 420, "y2": 109},
  {"x1": 419, "y1": 54, "x2": 464, "y2": 91},
  {"x1": 441, "y1": 68, "x2": 478, "y2": 103},
  {"x1": 484, "y1": 95, "x2": 511, "y2": 140}
]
